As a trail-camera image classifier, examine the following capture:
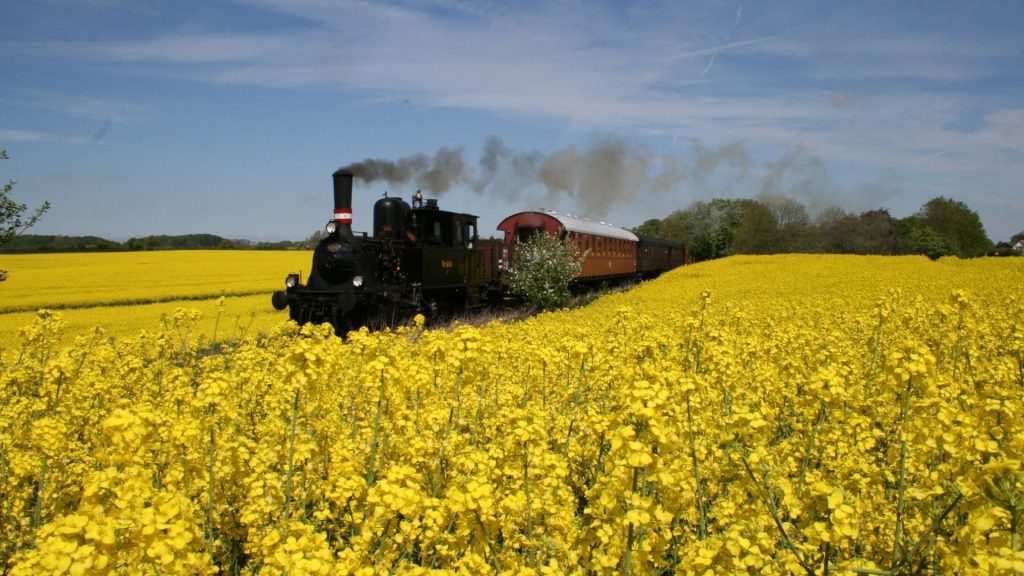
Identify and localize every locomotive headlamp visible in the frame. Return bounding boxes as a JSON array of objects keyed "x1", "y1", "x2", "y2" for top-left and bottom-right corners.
[
  {"x1": 285, "y1": 274, "x2": 299, "y2": 288},
  {"x1": 325, "y1": 221, "x2": 337, "y2": 235},
  {"x1": 352, "y1": 275, "x2": 364, "y2": 287}
]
